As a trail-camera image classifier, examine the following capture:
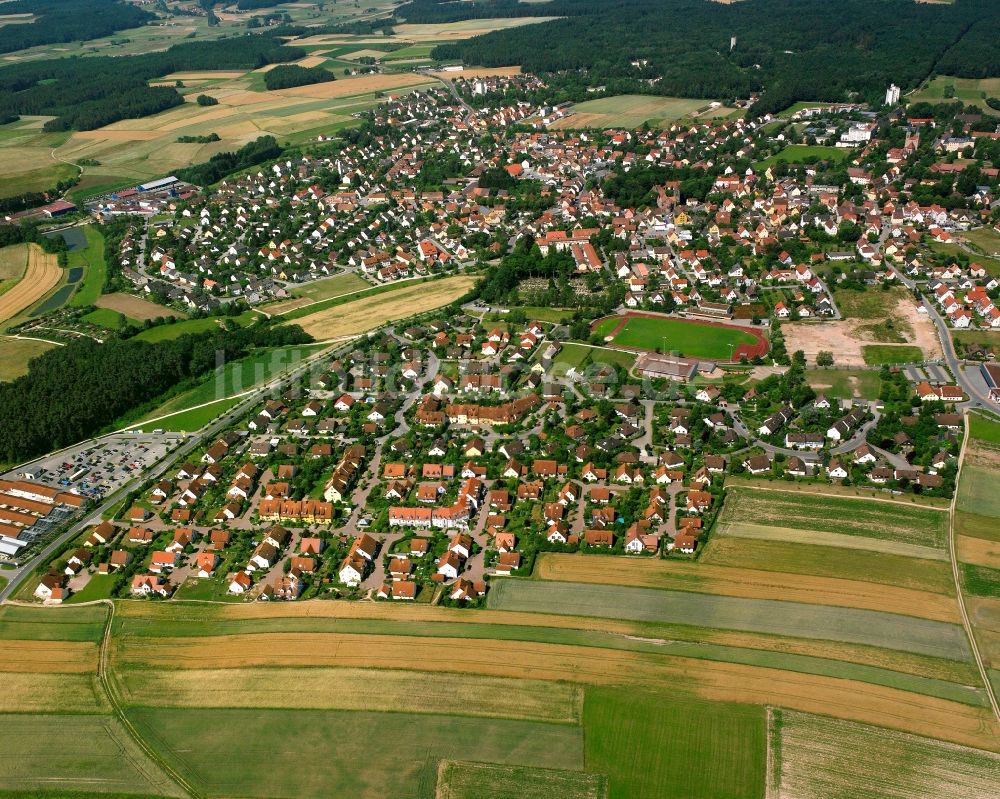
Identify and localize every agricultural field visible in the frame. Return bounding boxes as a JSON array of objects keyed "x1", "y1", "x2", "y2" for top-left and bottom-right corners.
[
  {"x1": 0, "y1": 242, "x2": 27, "y2": 296},
  {"x1": 909, "y1": 75, "x2": 1000, "y2": 110},
  {"x1": 94, "y1": 291, "x2": 177, "y2": 322},
  {"x1": 593, "y1": 314, "x2": 761, "y2": 360},
  {"x1": 128, "y1": 707, "x2": 583, "y2": 799},
  {"x1": 0, "y1": 335, "x2": 56, "y2": 381},
  {"x1": 392, "y1": 18, "x2": 560, "y2": 40},
  {"x1": 486, "y1": 580, "x2": 969, "y2": 660},
  {"x1": 437, "y1": 761, "x2": 607, "y2": 799},
  {"x1": 0, "y1": 244, "x2": 62, "y2": 328},
  {"x1": 804, "y1": 367, "x2": 882, "y2": 400},
  {"x1": 81, "y1": 306, "x2": 134, "y2": 330},
  {"x1": 755, "y1": 144, "x2": 850, "y2": 168},
  {"x1": 289, "y1": 274, "x2": 476, "y2": 338},
  {"x1": 535, "y1": 553, "x2": 958, "y2": 620},
  {"x1": 290, "y1": 271, "x2": 370, "y2": 301},
  {"x1": 3, "y1": 68, "x2": 434, "y2": 204},
  {"x1": 550, "y1": 95, "x2": 728, "y2": 129},
  {"x1": 586, "y1": 689, "x2": 764, "y2": 799},
  {"x1": 720, "y1": 487, "x2": 949, "y2": 549},
  {"x1": 772, "y1": 710, "x2": 1000, "y2": 799}
]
